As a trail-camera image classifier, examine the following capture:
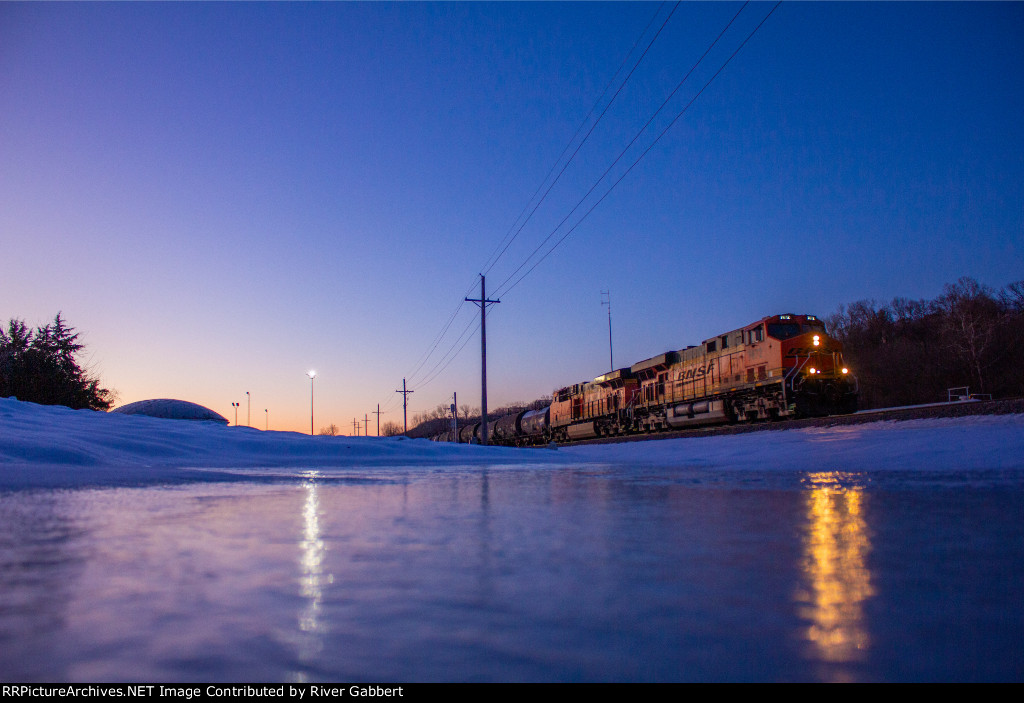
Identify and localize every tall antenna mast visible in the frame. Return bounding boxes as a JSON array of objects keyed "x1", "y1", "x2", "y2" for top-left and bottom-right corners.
[{"x1": 601, "y1": 290, "x2": 613, "y2": 372}]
